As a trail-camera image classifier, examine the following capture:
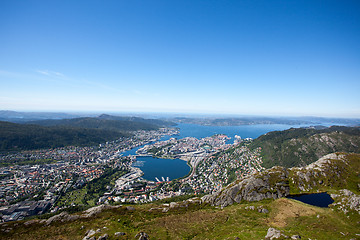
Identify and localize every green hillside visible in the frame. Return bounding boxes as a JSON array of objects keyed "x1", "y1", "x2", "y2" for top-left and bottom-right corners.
[
  {"x1": 0, "y1": 115, "x2": 175, "y2": 152},
  {"x1": 249, "y1": 126, "x2": 360, "y2": 168},
  {"x1": 0, "y1": 121, "x2": 127, "y2": 152},
  {"x1": 28, "y1": 115, "x2": 174, "y2": 132}
]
